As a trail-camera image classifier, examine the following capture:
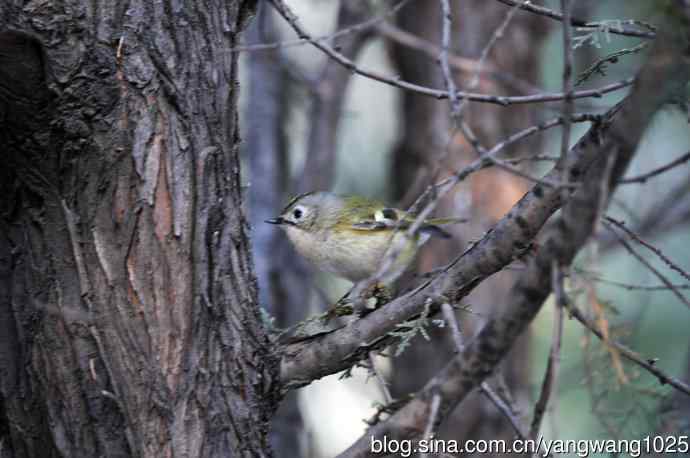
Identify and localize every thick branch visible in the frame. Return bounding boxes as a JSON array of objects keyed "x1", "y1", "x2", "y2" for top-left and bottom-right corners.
[
  {"x1": 280, "y1": 9, "x2": 690, "y2": 397},
  {"x1": 279, "y1": 109, "x2": 609, "y2": 389},
  {"x1": 336, "y1": 15, "x2": 690, "y2": 457},
  {"x1": 337, "y1": 116, "x2": 623, "y2": 458}
]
